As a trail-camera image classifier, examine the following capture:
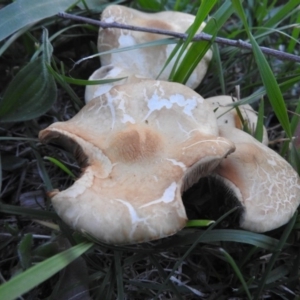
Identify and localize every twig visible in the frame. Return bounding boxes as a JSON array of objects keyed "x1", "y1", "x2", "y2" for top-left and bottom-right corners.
[{"x1": 57, "y1": 12, "x2": 300, "y2": 64}]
